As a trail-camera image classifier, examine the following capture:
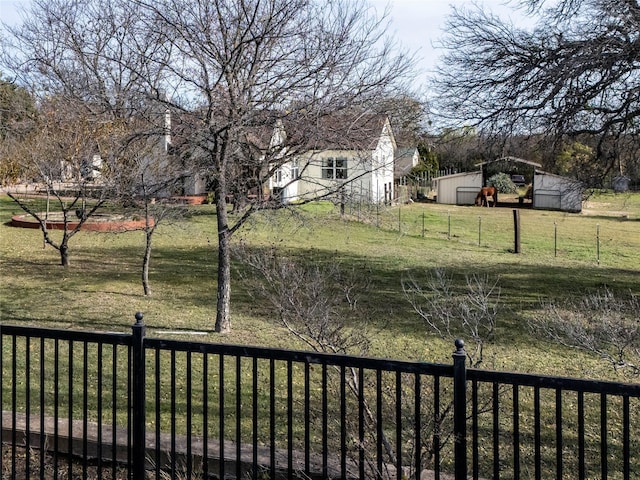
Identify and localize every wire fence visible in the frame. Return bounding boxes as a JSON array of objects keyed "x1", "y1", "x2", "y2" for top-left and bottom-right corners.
[{"x1": 332, "y1": 200, "x2": 640, "y2": 267}]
